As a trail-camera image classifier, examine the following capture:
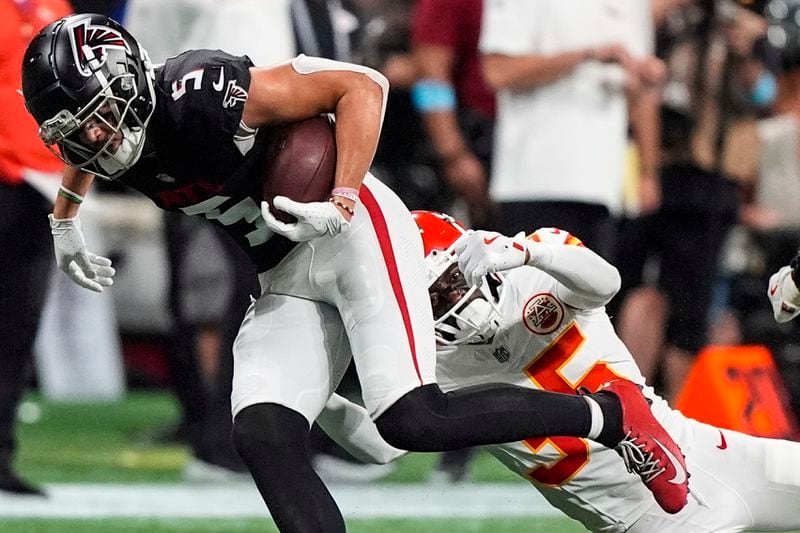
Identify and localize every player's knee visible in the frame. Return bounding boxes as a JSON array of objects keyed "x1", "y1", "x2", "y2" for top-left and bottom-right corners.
[
  {"x1": 374, "y1": 384, "x2": 446, "y2": 451},
  {"x1": 232, "y1": 403, "x2": 308, "y2": 462}
]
